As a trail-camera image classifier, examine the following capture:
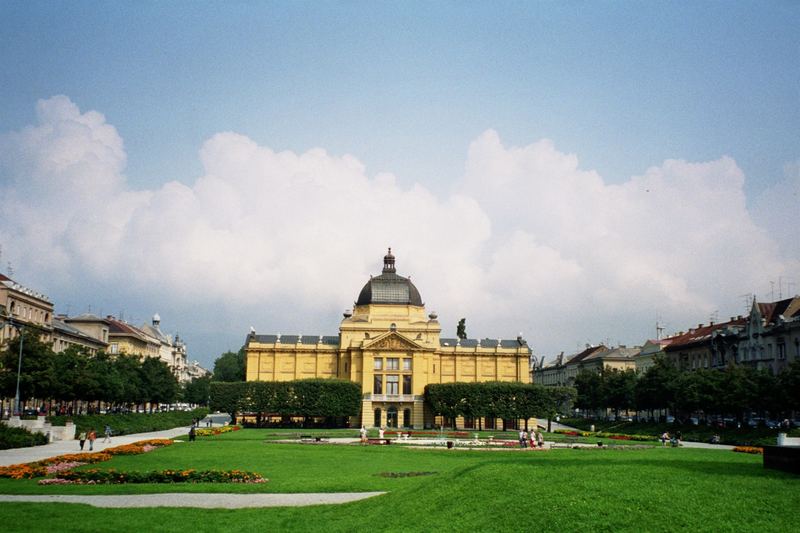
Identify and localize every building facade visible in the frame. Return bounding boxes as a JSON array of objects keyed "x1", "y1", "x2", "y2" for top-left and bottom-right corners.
[
  {"x1": 140, "y1": 314, "x2": 189, "y2": 382},
  {"x1": 738, "y1": 297, "x2": 800, "y2": 373},
  {"x1": 245, "y1": 250, "x2": 532, "y2": 429},
  {"x1": 0, "y1": 274, "x2": 53, "y2": 344},
  {"x1": 51, "y1": 316, "x2": 108, "y2": 355},
  {"x1": 532, "y1": 345, "x2": 608, "y2": 387}
]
